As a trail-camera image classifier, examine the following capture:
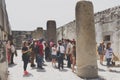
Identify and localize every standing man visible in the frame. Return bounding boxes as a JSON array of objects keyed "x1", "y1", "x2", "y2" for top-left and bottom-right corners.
[{"x1": 57, "y1": 40, "x2": 65, "y2": 70}]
